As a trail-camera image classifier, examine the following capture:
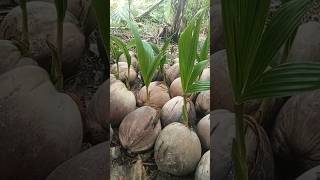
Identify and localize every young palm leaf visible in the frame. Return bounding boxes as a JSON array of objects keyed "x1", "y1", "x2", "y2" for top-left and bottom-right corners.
[
  {"x1": 221, "y1": 0, "x2": 320, "y2": 179},
  {"x1": 52, "y1": 0, "x2": 67, "y2": 91},
  {"x1": 127, "y1": 20, "x2": 166, "y2": 103},
  {"x1": 111, "y1": 35, "x2": 132, "y2": 87},
  {"x1": 179, "y1": 8, "x2": 209, "y2": 127}
]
